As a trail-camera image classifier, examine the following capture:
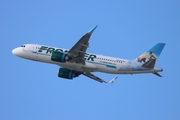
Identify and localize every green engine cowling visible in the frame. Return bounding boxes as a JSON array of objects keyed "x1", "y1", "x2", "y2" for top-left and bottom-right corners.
[
  {"x1": 51, "y1": 51, "x2": 67, "y2": 62},
  {"x1": 58, "y1": 68, "x2": 81, "y2": 79}
]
